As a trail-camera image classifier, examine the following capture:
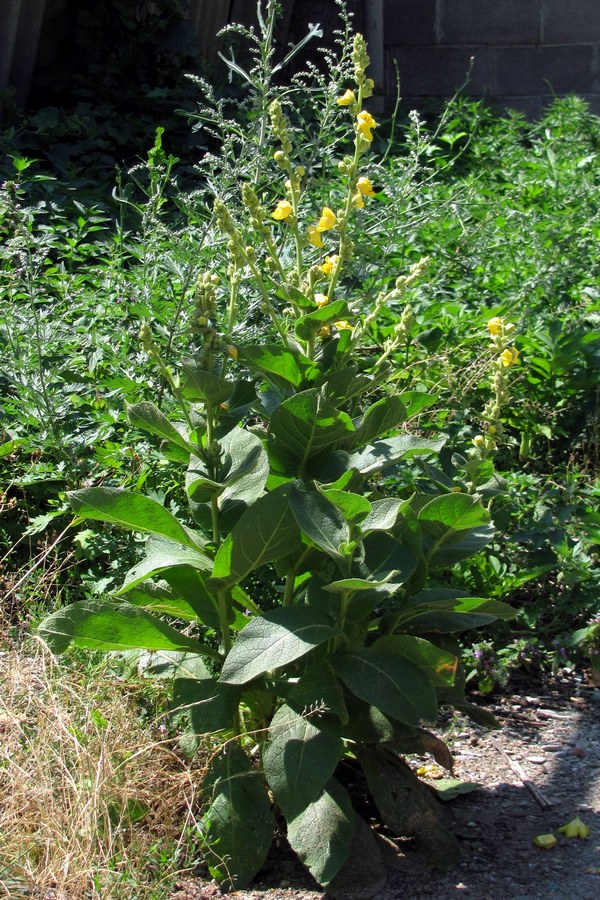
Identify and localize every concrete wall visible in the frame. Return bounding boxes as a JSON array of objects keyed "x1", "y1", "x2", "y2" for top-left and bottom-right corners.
[{"x1": 387, "y1": 0, "x2": 600, "y2": 115}]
